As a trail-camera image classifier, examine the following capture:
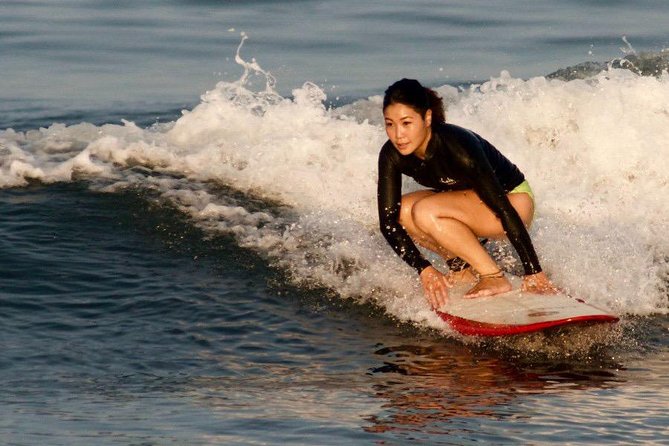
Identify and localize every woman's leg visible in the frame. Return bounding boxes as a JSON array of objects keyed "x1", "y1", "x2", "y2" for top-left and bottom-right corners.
[
  {"x1": 408, "y1": 189, "x2": 534, "y2": 296},
  {"x1": 398, "y1": 190, "x2": 451, "y2": 259},
  {"x1": 398, "y1": 190, "x2": 479, "y2": 284}
]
